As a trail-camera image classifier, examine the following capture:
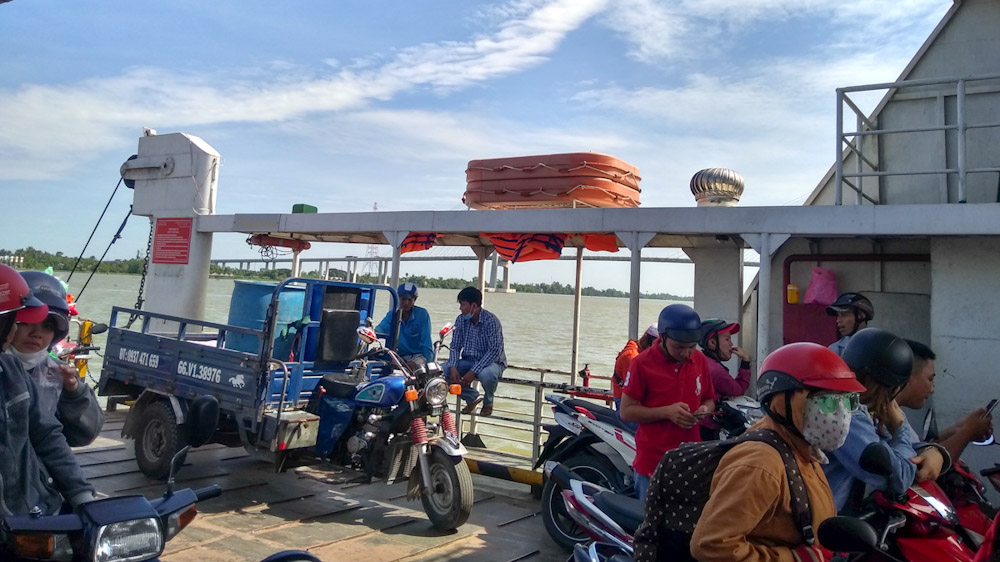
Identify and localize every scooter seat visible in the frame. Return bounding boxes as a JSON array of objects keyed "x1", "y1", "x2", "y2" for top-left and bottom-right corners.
[
  {"x1": 318, "y1": 372, "x2": 361, "y2": 398},
  {"x1": 563, "y1": 399, "x2": 633, "y2": 432},
  {"x1": 593, "y1": 491, "x2": 645, "y2": 535}
]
